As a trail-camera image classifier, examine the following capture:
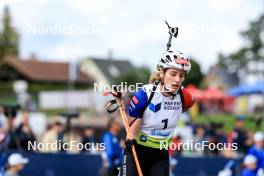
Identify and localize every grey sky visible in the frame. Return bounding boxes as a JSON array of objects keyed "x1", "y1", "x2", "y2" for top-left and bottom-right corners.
[{"x1": 0, "y1": 0, "x2": 263, "y2": 73}]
